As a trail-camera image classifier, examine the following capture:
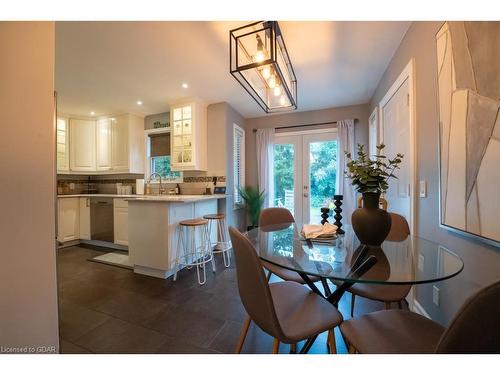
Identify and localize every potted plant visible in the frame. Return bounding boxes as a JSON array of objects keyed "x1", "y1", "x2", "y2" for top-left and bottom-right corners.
[
  {"x1": 345, "y1": 143, "x2": 403, "y2": 246},
  {"x1": 239, "y1": 186, "x2": 265, "y2": 230}
]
